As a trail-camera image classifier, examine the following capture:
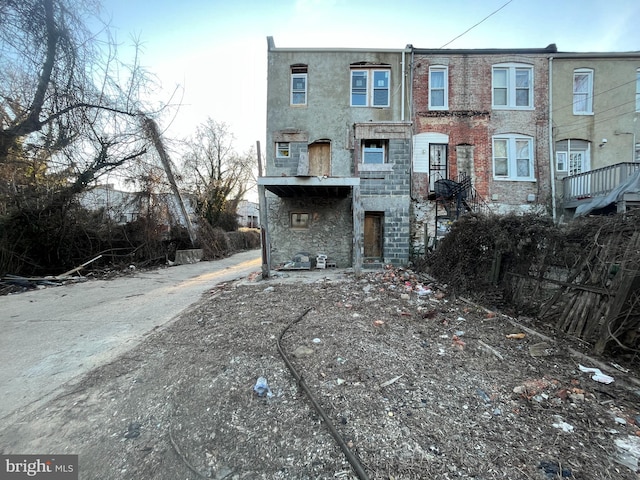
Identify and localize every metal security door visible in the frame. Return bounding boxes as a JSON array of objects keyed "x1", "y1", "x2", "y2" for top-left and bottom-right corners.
[{"x1": 429, "y1": 144, "x2": 448, "y2": 191}]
